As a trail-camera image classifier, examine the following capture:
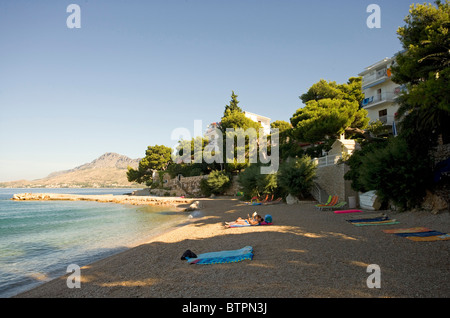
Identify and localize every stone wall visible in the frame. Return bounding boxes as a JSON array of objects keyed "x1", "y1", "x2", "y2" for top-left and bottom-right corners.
[
  {"x1": 224, "y1": 176, "x2": 242, "y2": 196},
  {"x1": 431, "y1": 143, "x2": 450, "y2": 165},
  {"x1": 165, "y1": 175, "x2": 207, "y2": 197},
  {"x1": 314, "y1": 163, "x2": 359, "y2": 206},
  {"x1": 150, "y1": 174, "x2": 241, "y2": 198}
]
